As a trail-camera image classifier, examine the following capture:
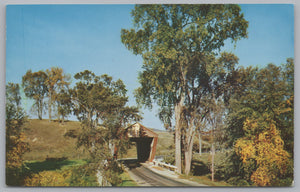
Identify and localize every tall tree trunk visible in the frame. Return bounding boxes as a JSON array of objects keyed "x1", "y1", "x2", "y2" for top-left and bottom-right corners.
[
  {"x1": 184, "y1": 134, "x2": 194, "y2": 175},
  {"x1": 211, "y1": 143, "x2": 215, "y2": 182},
  {"x1": 38, "y1": 110, "x2": 42, "y2": 120},
  {"x1": 174, "y1": 95, "x2": 184, "y2": 174},
  {"x1": 38, "y1": 99, "x2": 43, "y2": 120},
  {"x1": 210, "y1": 123, "x2": 216, "y2": 182},
  {"x1": 48, "y1": 92, "x2": 52, "y2": 122},
  {"x1": 199, "y1": 132, "x2": 202, "y2": 155},
  {"x1": 57, "y1": 103, "x2": 61, "y2": 123},
  {"x1": 184, "y1": 118, "x2": 196, "y2": 175}
]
